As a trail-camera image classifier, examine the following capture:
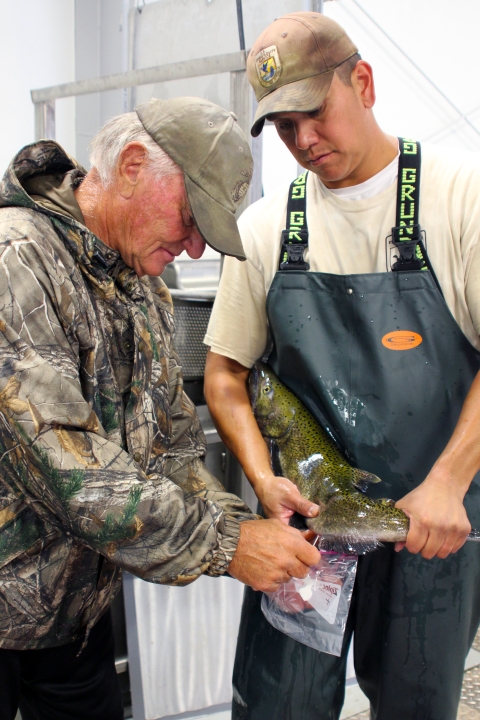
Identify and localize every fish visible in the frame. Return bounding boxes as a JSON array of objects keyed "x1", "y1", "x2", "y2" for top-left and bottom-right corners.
[{"x1": 249, "y1": 362, "x2": 480, "y2": 554}]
